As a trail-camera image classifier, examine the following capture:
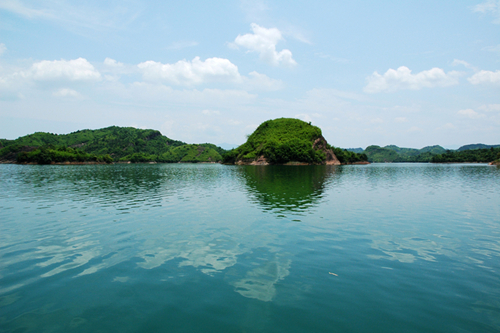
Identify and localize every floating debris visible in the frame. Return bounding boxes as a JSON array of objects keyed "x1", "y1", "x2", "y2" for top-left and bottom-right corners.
[{"x1": 329, "y1": 272, "x2": 338, "y2": 276}]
